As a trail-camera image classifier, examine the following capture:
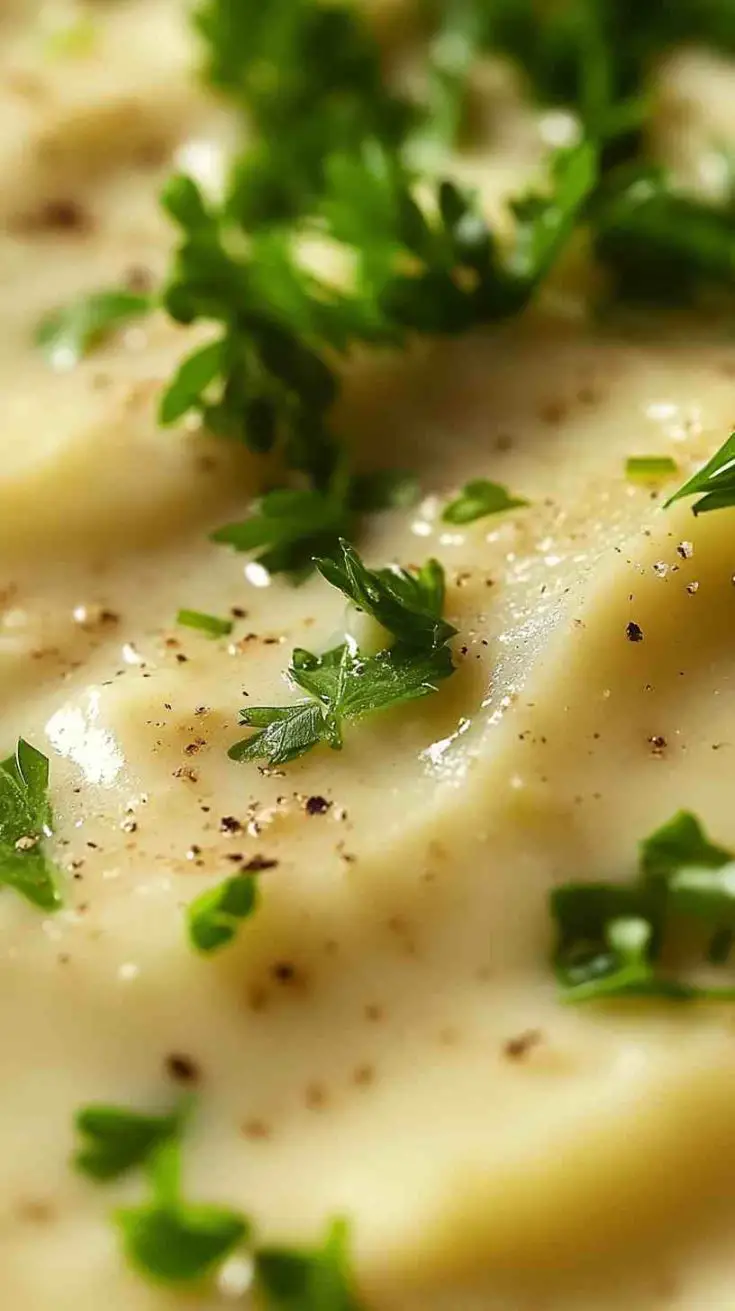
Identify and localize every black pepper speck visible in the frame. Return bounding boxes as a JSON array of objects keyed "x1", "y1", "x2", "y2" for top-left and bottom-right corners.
[{"x1": 305, "y1": 796, "x2": 330, "y2": 816}]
